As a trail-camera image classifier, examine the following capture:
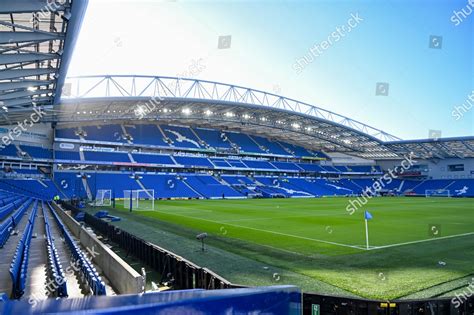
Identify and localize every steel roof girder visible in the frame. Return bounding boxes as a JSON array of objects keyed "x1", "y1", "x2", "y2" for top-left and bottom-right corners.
[
  {"x1": 0, "y1": 52, "x2": 58, "y2": 65},
  {"x1": 0, "y1": 68, "x2": 55, "y2": 80},
  {"x1": 0, "y1": 31, "x2": 62, "y2": 44},
  {"x1": 0, "y1": 0, "x2": 66, "y2": 14}
]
